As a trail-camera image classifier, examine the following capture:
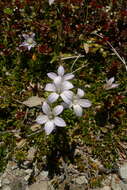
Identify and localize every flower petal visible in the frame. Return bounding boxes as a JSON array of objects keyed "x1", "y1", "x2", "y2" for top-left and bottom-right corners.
[
  {"x1": 53, "y1": 105, "x2": 63, "y2": 116},
  {"x1": 54, "y1": 117, "x2": 66, "y2": 127},
  {"x1": 48, "y1": 93, "x2": 59, "y2": 103},
  {"x1": 28, "y1": 45, "x2": 32, "y2": 50},
  {"x1": 79, "y1": 99, "x2": 92, "y2": 108},
  {"x1": 77, "y1": 88, "x2": 85, "y2": 97},
  {"x1": 73, "y1": 105, "x2": 83, "y2": 117},
  {"x1": 42, "y1": 102, "x2": 51, "y2": 115},
  {"x1": 22, "y1": 34, "x2": 29, "y2": 39},
  {"x1": 45, "y1": 83, "x2": 56, "y2": 92},
  {"x1": 61, "y1": 90, "x2": 73, "y2": 104},
  {"x1": 63, "y1": 73, "x2": 74, "y2": 80},
  {"x1": 32, "y1": 41, "x2": 36, "y2": 46},
  {"x1": 58, "y1": 66, "x2": 64, "y2": 76},
  {"x1": 47, "y1": 72, "x2": 57, "y2": 80},
  {"x1": 19, "y1": 42, "x2": 29, "y2": 47},
  {"x1": 49, "y1": 0, "x2": 55, "y2": 5},
  {"x1": 110, "y1": 84, "x2": 119, "y2": 89},
  {"x1": 54, "y1": 76, "x2": 62, "y2": 89},
  {"x1": 31, "y1": 33, "x2": 35, "y2": 38},
  {"x1": 62, "y1": 81, "x2": 74, "y2": 91},
  {"x1": 107, "y1": 77, "x2": 115, "y2": 85},
  {"x1": 44, "y1": 121, "x2": 55, "y2": 135},
  {"x1": 36, "y1": 115, "x2": 48, "y2": 124}
]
